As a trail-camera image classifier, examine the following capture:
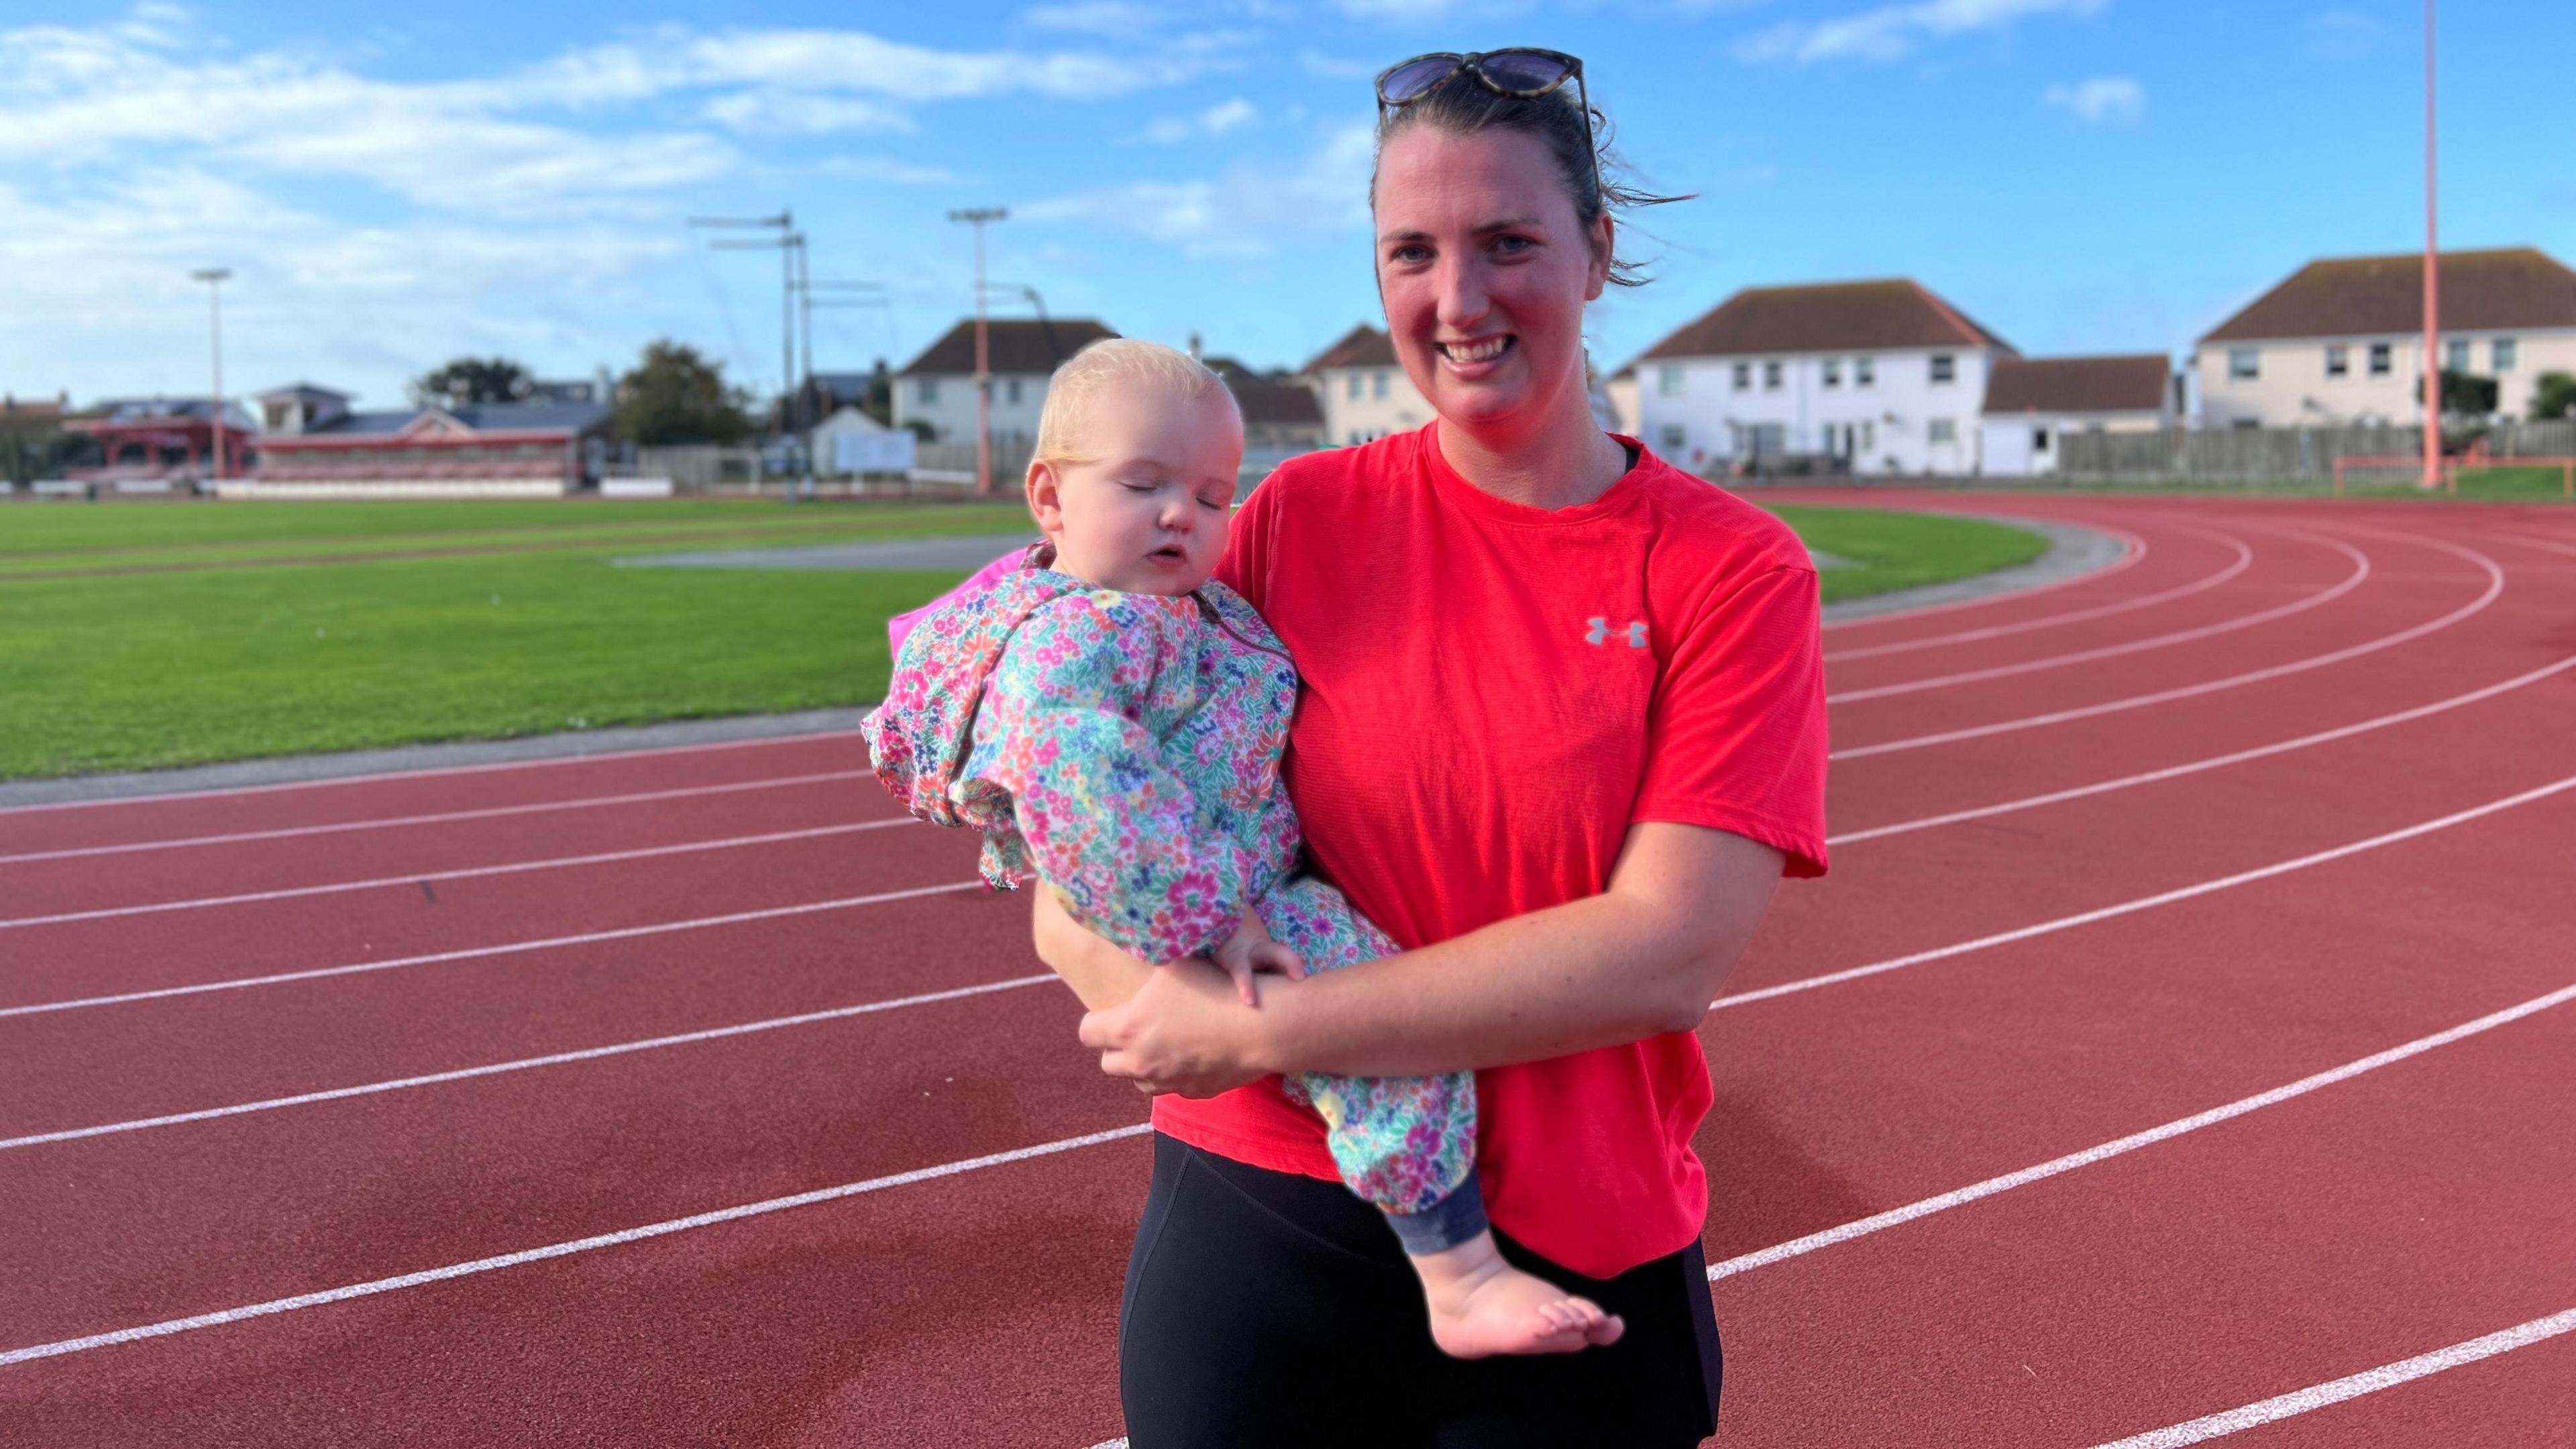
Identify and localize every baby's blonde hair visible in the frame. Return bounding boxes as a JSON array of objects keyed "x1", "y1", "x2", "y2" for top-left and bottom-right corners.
[{"x1": 1032, "y1": 337, "x2": 1240, "y2": 468}]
